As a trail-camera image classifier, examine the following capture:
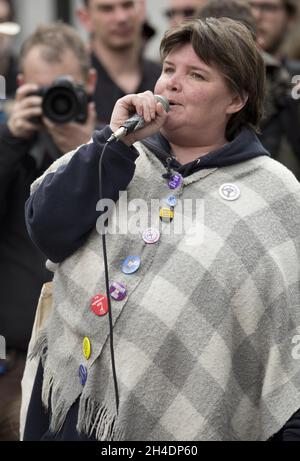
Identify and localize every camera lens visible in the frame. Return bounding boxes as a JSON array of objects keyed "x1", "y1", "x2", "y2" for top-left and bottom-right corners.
[
  {"x1": 43, "y1": 87, "x2": 78, "y2": 123},
  {"x1": 52, "y1": 95, "x2": 72, "y2": 116}
]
